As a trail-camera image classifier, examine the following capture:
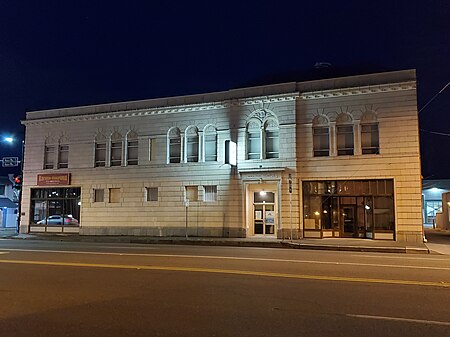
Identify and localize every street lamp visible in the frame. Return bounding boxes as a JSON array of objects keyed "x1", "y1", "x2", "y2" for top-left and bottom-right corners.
[{"x1": 4, "y1": 137, "x2": 14, "y2": 144}]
